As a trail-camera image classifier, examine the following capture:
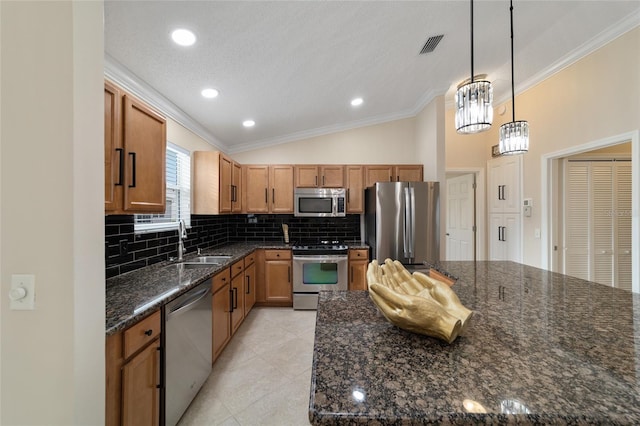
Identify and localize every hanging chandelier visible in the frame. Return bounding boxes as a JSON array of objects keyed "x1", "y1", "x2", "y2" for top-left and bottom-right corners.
[
  {"x1": 499, "y1": 0, "x2": 529, "y2": 155},
  {"x1": 455, "y1": 0, "x2": 493, "y2": 134}
]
